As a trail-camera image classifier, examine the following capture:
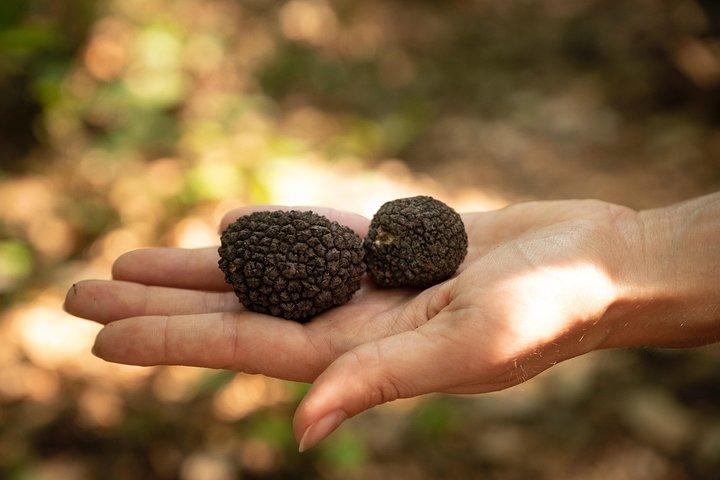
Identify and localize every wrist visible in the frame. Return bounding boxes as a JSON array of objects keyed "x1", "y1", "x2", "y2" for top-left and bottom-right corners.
[{"x1": 602, "y1": 193, "x2": 720, "y2": 348}]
